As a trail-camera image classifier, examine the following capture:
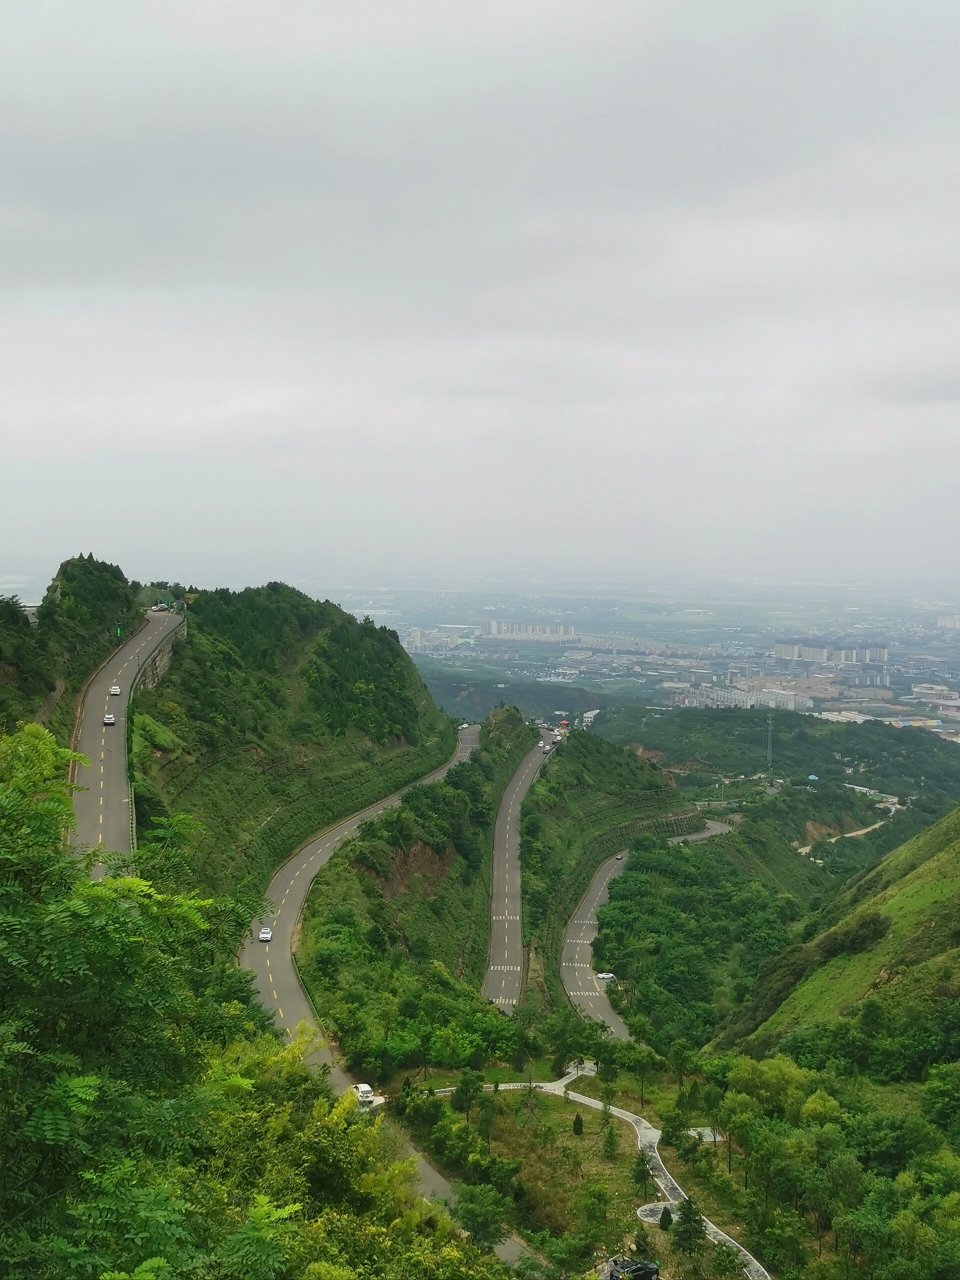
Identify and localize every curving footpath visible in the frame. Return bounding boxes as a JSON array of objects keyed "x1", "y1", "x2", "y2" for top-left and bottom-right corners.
[
  {"x1": 440, "y1": 1066, "x2": 770, "y2": 1280},
  {"x1": 481, "y1": 739, "x2": 549, "y2": 1012},
  {"x1": 71, "y1": 612, "x2": 184, "y2": 864}
]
